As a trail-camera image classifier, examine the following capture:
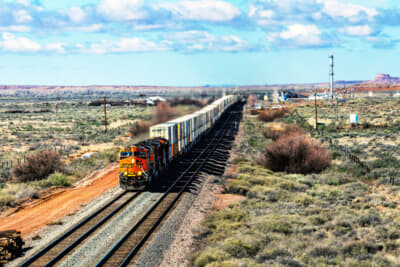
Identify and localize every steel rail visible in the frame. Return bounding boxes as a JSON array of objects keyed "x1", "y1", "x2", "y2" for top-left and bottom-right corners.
[
  {"x1": 20, "y1": 191, "x2": 141, "y2": 267},
  {"x1": 96, "y1": 111, "x2": 233, "y2": 267}
]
